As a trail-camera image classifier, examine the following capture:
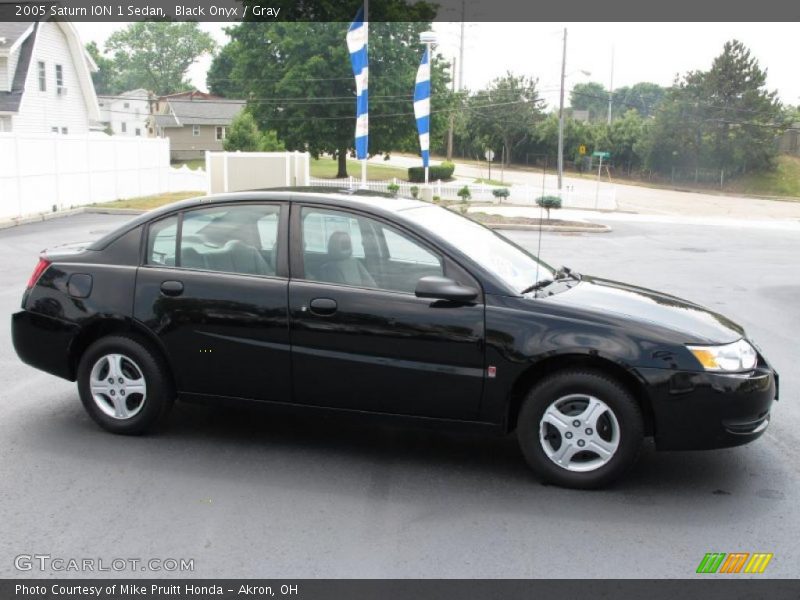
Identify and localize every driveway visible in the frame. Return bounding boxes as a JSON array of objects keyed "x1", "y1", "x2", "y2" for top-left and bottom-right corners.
[{"x1": 0, "y1": 214, "x2": 797, "y2": 578}]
